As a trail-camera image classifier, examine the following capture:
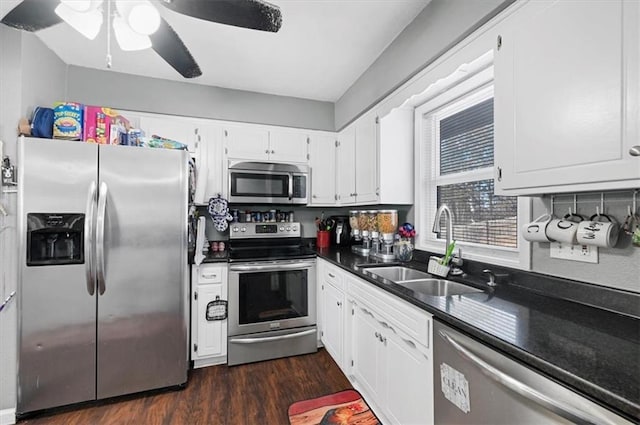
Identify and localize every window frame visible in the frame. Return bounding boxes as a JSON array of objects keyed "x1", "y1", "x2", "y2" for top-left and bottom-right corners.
[{"x1": 414, "y1": 63, "x2": 531, "y2": 270}]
